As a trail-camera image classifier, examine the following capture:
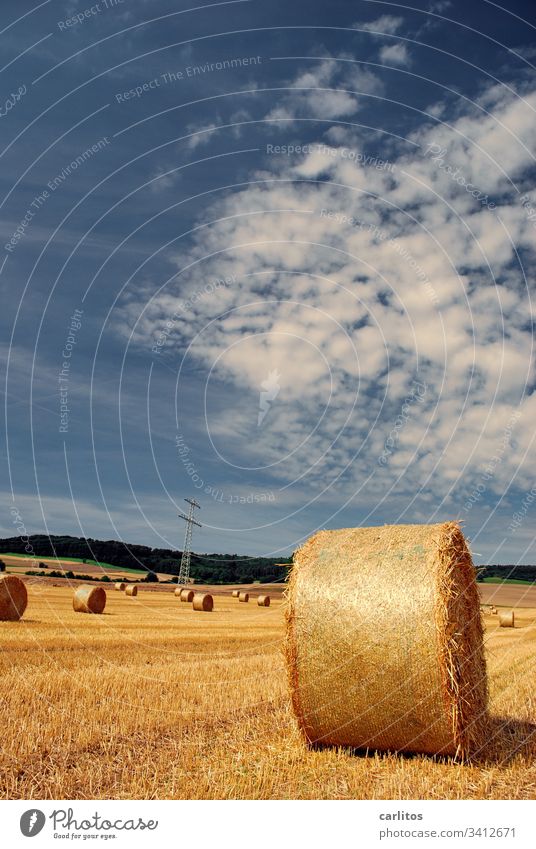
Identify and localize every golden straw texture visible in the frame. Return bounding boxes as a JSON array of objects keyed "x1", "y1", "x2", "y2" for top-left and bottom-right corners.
[
  {"x1": 180, "y1": 589, "x2": 195, "y2": 602},
  {"x1": 285, "y1": 522, "x2": 488, "y2": 758},
  {"x1": 125, "y1": 585, "x2": 138, "y2": 597},
  {"x1": 0, "y1": 575, "x2": 28, "y2": 621},
  {"x1": 499, "y1": 611, "x2": 515, "y2": 628},
  {"x1": 72, "y1": 585, "x2": 106, "y2": 615},
  {"x1": 257, "y1": 595, "x2": 271, "y2": 607},
  {"x1": 238, "y1": 592, "x2": 249, "y2": 603},
  {"x1": 192, "y1": 592, "x2": 213, "y2": 612}
]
